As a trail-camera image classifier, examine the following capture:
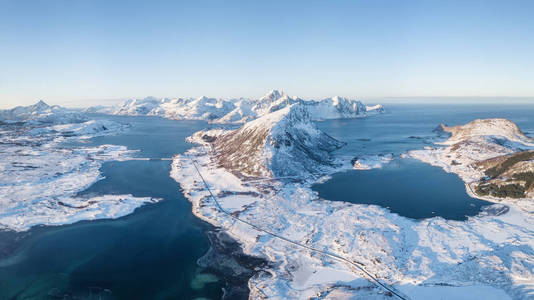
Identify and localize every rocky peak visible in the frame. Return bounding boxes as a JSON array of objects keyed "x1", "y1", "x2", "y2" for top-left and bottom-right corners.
[
  {"x1": 213, "y1": 103, "x2": 345, "y2": 178},
  {"x1": 33, "y1": 100, "x2": 50, "y2": 110},
  {"x1": 260, "y1": 89, "x2": 284, "y2": 102}
]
